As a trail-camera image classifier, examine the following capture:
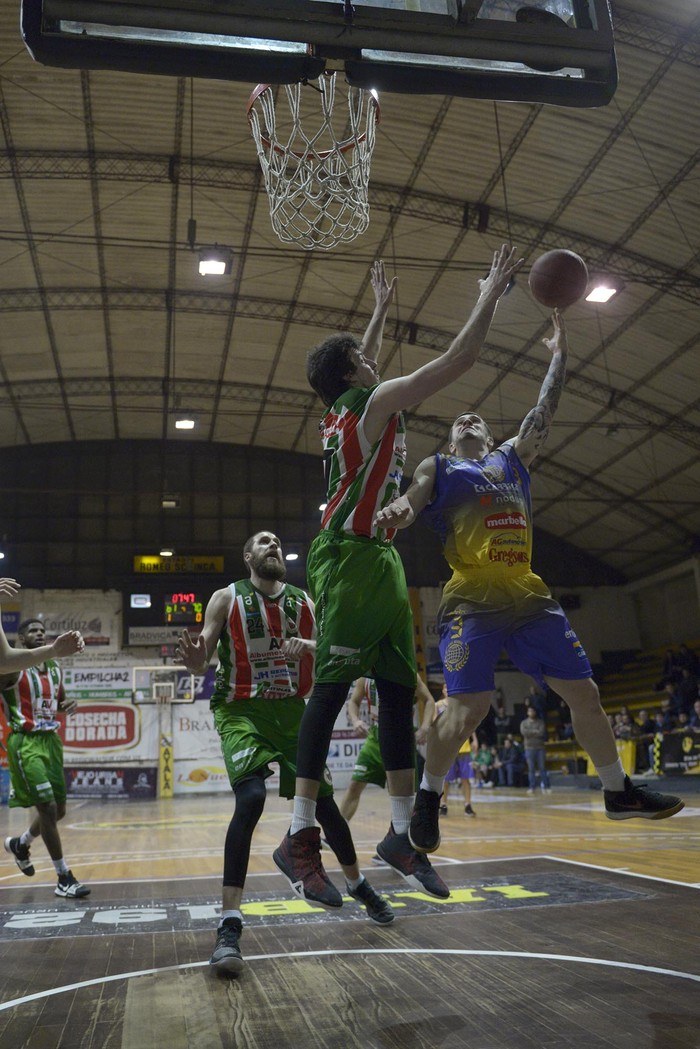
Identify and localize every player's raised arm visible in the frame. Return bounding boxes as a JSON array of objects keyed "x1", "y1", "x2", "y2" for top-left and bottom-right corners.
[
  {"x1": 0, "y1": 620, "x2": 84, "y2": 675},
  {"x1": 365, "y1": 245, "x2": 522, "y2": 436},
  {"x1": 176, "y1": 587, "x2": 229, "y2": 675},
  {"x1": 358, "y1": 260, "x2": 397, "y2": 366},
  {"x1": 511, "y1": 309, "x2": 568, "y2": 468},
  {"x1": 374, "y1": 455, "x2": 438, "y2": 531}
]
